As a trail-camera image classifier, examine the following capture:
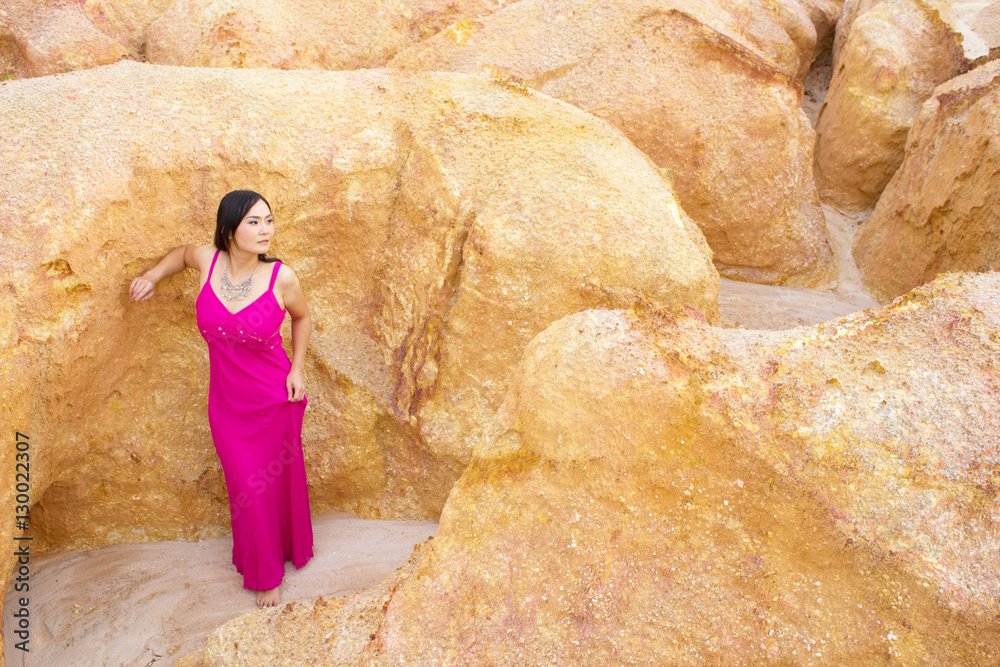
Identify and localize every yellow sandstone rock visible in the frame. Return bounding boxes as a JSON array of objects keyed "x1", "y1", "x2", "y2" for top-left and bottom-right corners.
[
  {"x1": 798, "y1": 0, "x2": 846, "y2": 54},
  {"x1": 144, "y1": 0, "x2": 508, "y2": 70},
  {"x1": 853, "y1": 59, "x2": 1000, "y2": 302},
  {"x1": 390, "y1": 0, "x2": 837, "y2": 287},
  {"x1": 0, "y1": 0, "x2": 507, "y2": 79},
  {"x1": 0, "y1": 61, "x2": 719, "y2": 644},
  {"x1": 185, "y1": 272, "x2": 1000, "y2": 664},
  {"x1": 815, "y1": 0, "x2": 964, "y2": 211},
  {"x1": 0, "y1": 0, "x2": 176, "y2": 78}
]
